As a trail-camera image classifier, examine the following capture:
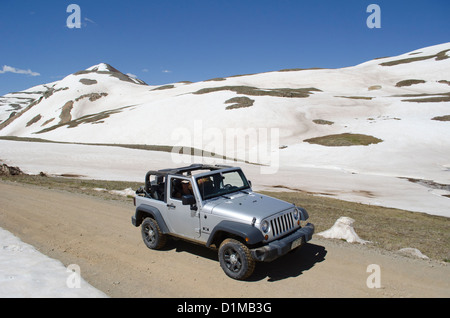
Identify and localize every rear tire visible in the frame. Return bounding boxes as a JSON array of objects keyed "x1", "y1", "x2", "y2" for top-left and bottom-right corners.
[
  {"x1": 218, "y1": 238, "x2": 255, "y2": 280},
  {"x1": 141, "y1": 217, "x2": 167, "y2": 250}
]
